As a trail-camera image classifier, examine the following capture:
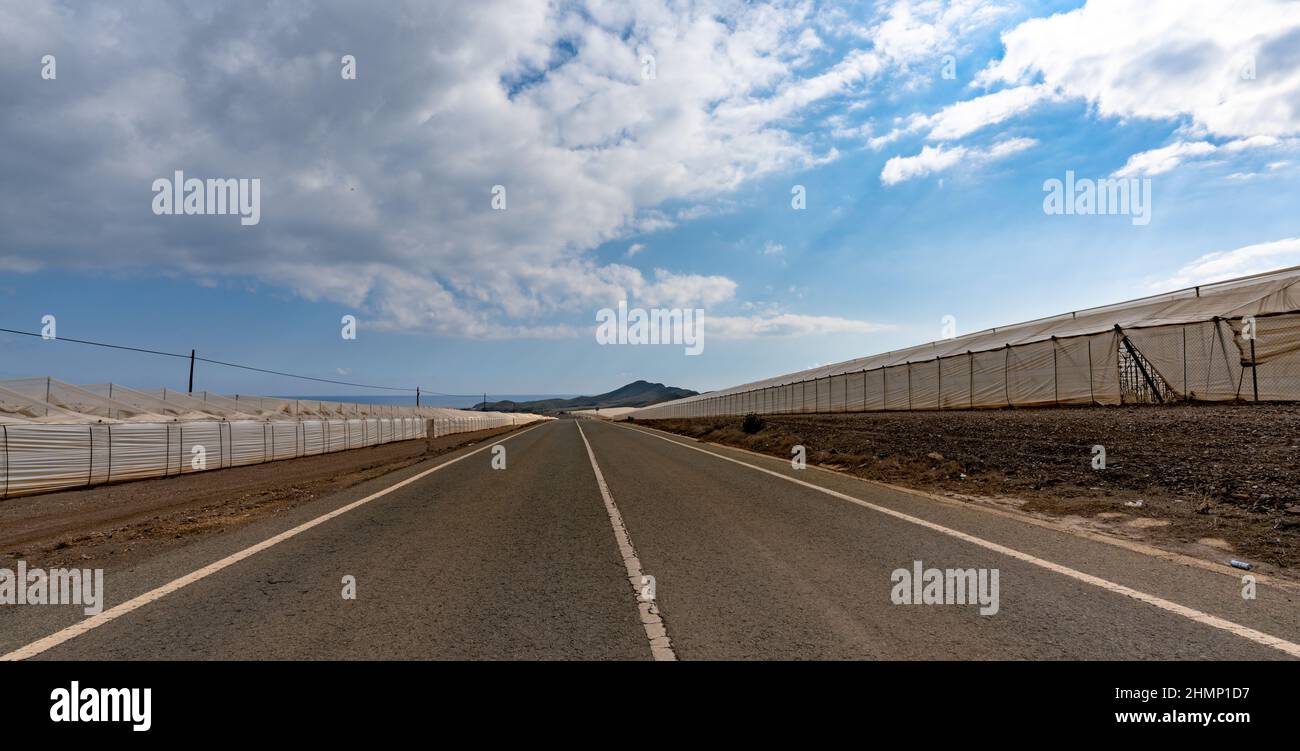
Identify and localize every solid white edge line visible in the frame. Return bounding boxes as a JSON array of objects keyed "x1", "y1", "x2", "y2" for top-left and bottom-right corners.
[
  {"x1": 576, "y1": 421, "x2": 676, "y2": 661},
  {"x1": 617, "y1": 423, "x2": 1300, "y2": 659},
  {"x1": 1, "y1": 422, "x2": 547, "y2": 662}
]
